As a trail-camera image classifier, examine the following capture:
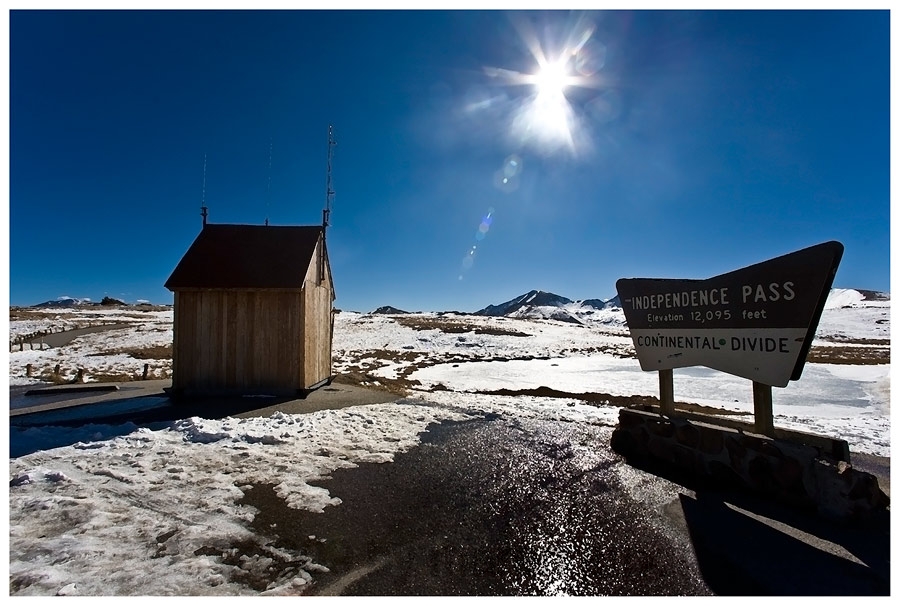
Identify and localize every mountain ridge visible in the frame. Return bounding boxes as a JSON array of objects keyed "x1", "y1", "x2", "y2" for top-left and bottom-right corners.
[
  {"x1": 360, "y1": 287, "x2": 888, "y2": 318},
  {"x1": 473, "y1": 289, "x2": 623, "y2": 325},
  {"x1": 476, "y1": 289, "x2": 620, "y2": 315}
]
